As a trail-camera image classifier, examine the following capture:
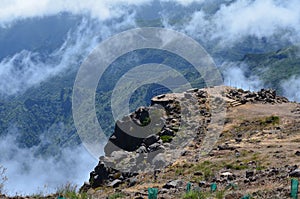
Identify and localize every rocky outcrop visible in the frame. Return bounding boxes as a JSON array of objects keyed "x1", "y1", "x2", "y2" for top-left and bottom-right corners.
[
  {"x1": 81, "y1": 86, "x2": 296, "y2": 198},
  {"x1": 82, "y1": 87, "x2": 213, "y2": 191}
]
